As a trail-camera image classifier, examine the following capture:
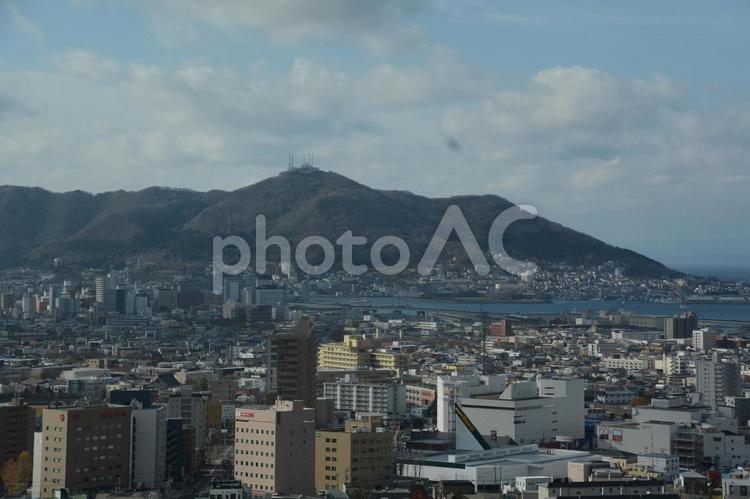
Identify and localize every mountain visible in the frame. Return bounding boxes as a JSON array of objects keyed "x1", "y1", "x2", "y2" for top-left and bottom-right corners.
[{"x1": 0, "y1": 169, "x2": 674, "y2": 276}]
